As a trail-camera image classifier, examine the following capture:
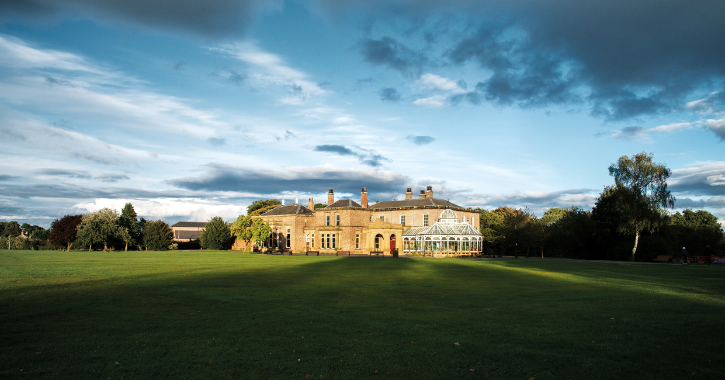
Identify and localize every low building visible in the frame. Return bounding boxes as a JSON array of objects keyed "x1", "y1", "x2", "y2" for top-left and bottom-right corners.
[
  {"x1": 251, "y1": 186, "x2": 482, "y2": 255},
  {"x1": 170, "y1": 221, "x2": 207, "y2": 242}
]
